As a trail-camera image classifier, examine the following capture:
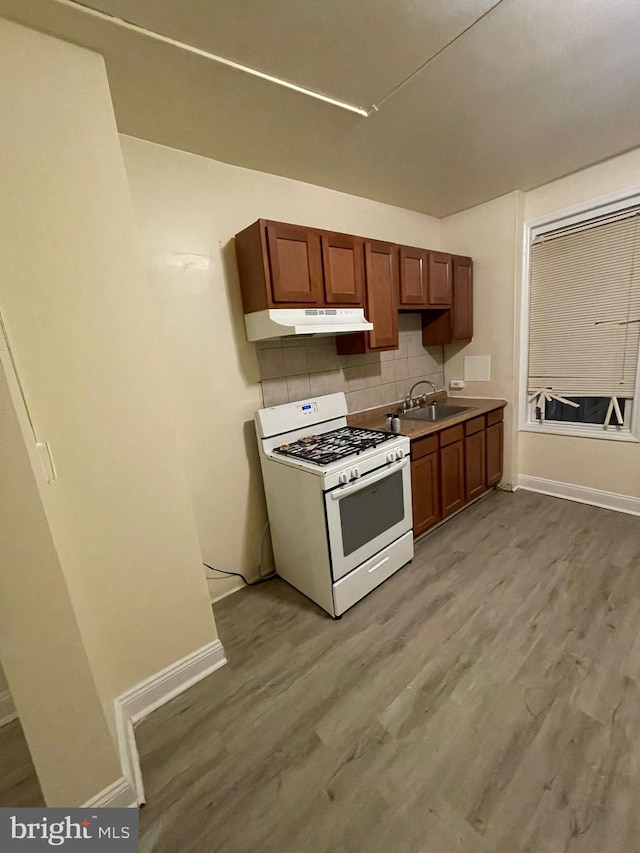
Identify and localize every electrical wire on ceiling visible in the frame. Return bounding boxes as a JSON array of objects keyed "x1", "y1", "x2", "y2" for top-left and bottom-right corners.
[
  {"x1": 50, "y1": 0, "x2": 507, "y2": 117},
  {"x1": 49, "y1": 0, "x2": 368, "y2": 115},
  {"x1": 370, "y1": 0, "x2": 507, "y2": 112}
]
